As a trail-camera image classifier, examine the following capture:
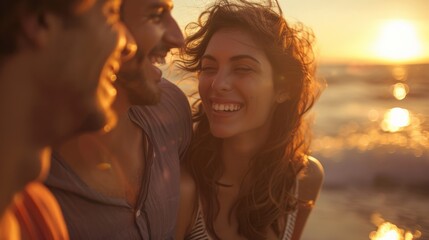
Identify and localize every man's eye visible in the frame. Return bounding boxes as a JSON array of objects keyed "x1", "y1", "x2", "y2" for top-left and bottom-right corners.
[
  {"x1": 149, "y1": 14, "x2": 162, "y2": 23},
  {"x1": 148, "y1": 8, "x2": 165, "y2": 23}
]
